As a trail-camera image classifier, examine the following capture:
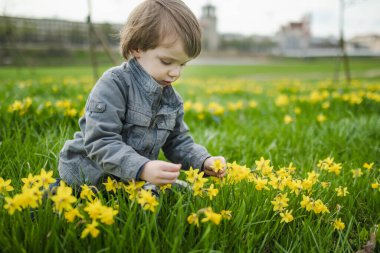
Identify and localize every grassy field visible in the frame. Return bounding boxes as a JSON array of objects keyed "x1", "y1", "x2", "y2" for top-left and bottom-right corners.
[{"x1": 0, "y1": 58, "x2": 379, "y2": 252}]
